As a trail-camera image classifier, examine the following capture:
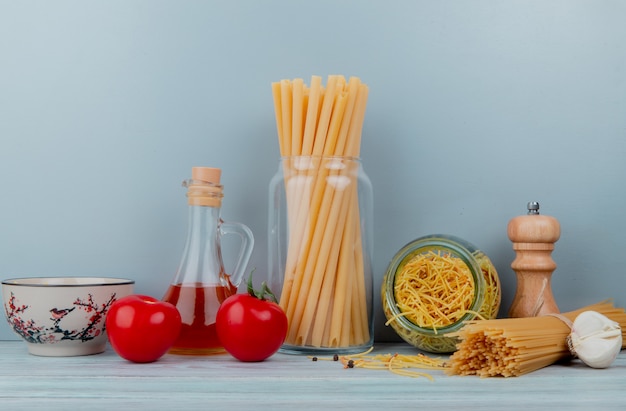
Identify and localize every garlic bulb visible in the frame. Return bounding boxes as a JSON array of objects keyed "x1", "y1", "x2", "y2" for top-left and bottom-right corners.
[{"x1": 567, "y1": 310, "x2": 622, "y2": 369}]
